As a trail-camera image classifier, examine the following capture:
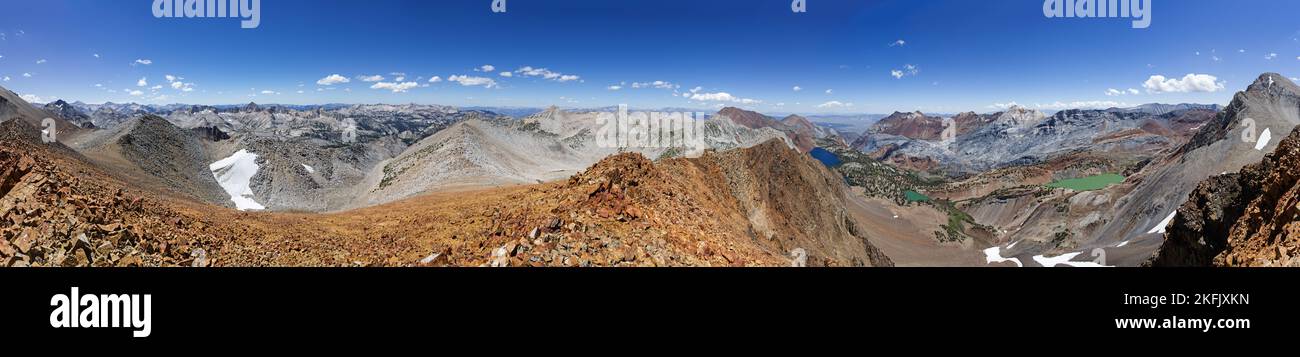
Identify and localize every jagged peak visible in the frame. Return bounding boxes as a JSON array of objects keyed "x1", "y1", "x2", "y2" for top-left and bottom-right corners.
[{"x1": 1246, "y1": 73, "x2": 1300, "y2": 98}]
